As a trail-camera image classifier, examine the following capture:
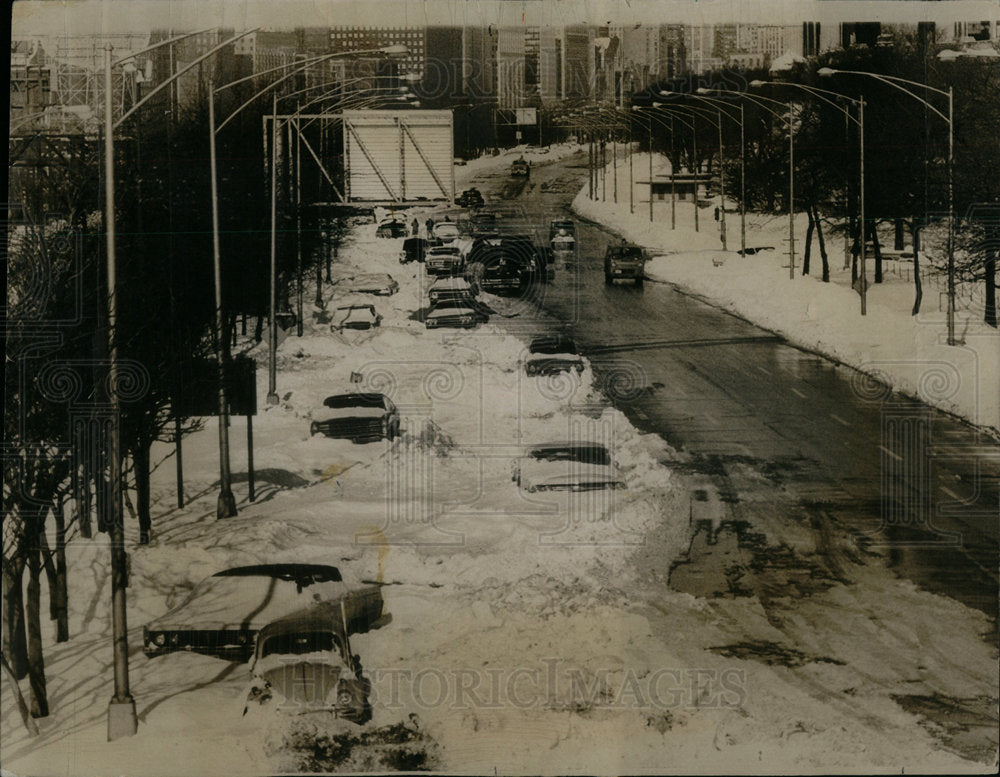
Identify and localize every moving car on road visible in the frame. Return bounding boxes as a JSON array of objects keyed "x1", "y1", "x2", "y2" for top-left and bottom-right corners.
[
  {"x1": 457, "y1": 188, "x2": 485, "y2": 209},
  {"x1": 310, "y1": 393, "x2": 400, "y2": 442},
  {"x1": 512, "y1": 442, "x2": 626, "y2": 493},
  {"x1": 510, "y1": 158, "x2": 530, "y2": 178},
  {"x1": 143, "y1": 564, "x2": 384, "y2": 662},
  {"x1": 244, "y1": 610, "x2": 371, "y2": 722},
  {"x1": 524, "y1": 335, "x2": 585, "y2": 377},
  {"x1": 549, "y1": 219, "x2": 576, "y2": 243},
  {"x1": 604, "y1": 242, "x2": 646, "y2": 287}
]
